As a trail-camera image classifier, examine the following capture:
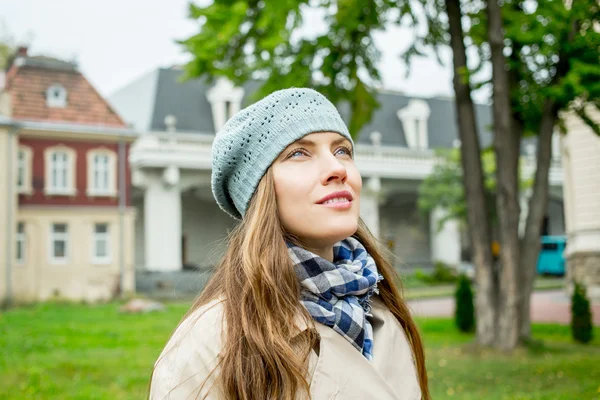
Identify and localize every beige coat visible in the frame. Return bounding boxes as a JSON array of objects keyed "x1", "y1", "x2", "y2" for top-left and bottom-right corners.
[{"x1": 150, "y1": 296, "x2": 421, "y2": 400}]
